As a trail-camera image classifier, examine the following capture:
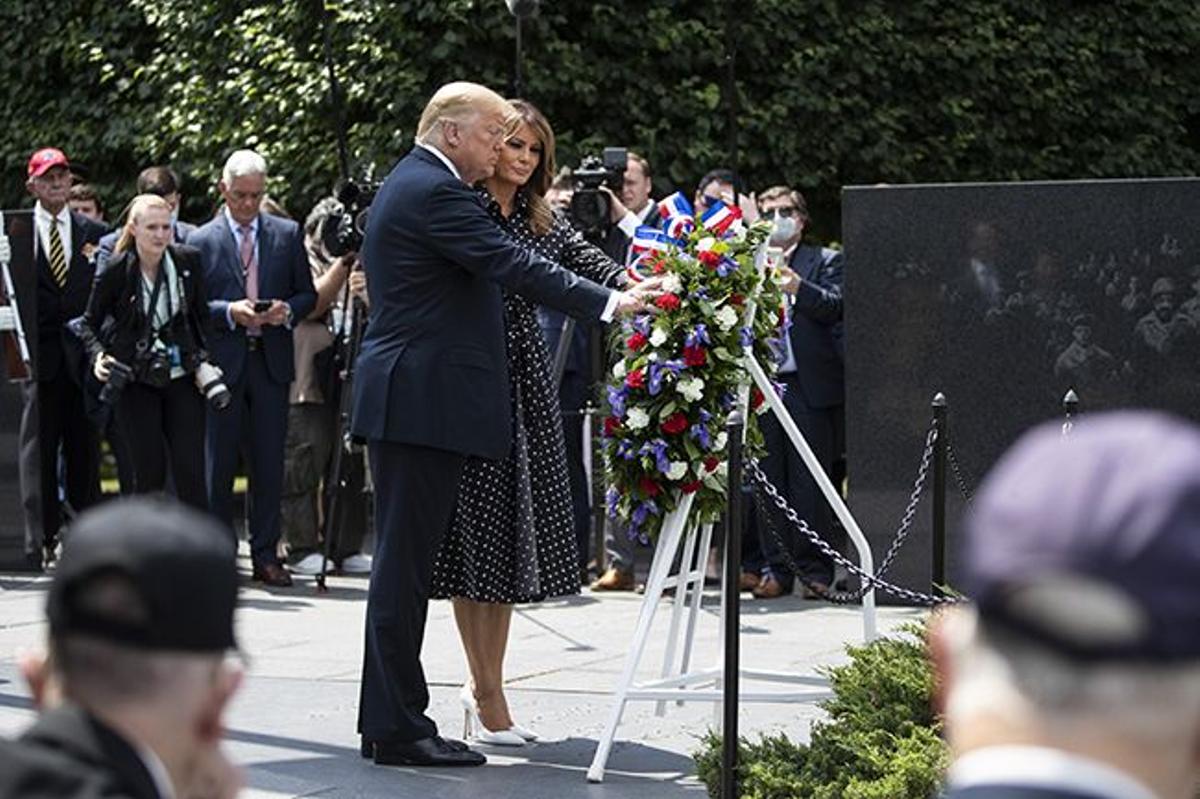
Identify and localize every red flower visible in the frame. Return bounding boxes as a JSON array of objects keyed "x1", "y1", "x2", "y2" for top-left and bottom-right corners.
[
  {"x1": 626, "y1": 368, "x2": 646, "y2": 389},
  {"x1": 729, "y1": 293, "x2": 745, "y2": 307},
  {"x1": 704, "y1": 456, "x2": 722, "y2": 472},
  {"x1": 626, "y1": 331, "x2": 648, "y2": 351},
  {"x1": 603, "y1": 416, "x2": 621, "y2": 437},
  {"x1": 639, "y1": 476, "x2": 661, "y2": 497},
  {"x1": 698, "y1": 250, "x2": 721, "y2": 268},
  {"x1": 652, "y1": 259, "x2": 667, "y2": 274},
  {"x1": 661, "y1": 412, "x2": 689, "y2": 435},
  {"x1": 751, "y1": 386, "x2": 765, "y2": 411},
  {"x1": 655, "y1": 293, "x2": 681, "y2": 311},
  {"x1": 682, "y1": 345, "x2": 707, "y2": 367},
  {"x1": 777, "y1": 305, "x2": 787, "y2": 327},
  {"x1": 681, "y1": 480, "x2": 703, "y2": 494}
]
